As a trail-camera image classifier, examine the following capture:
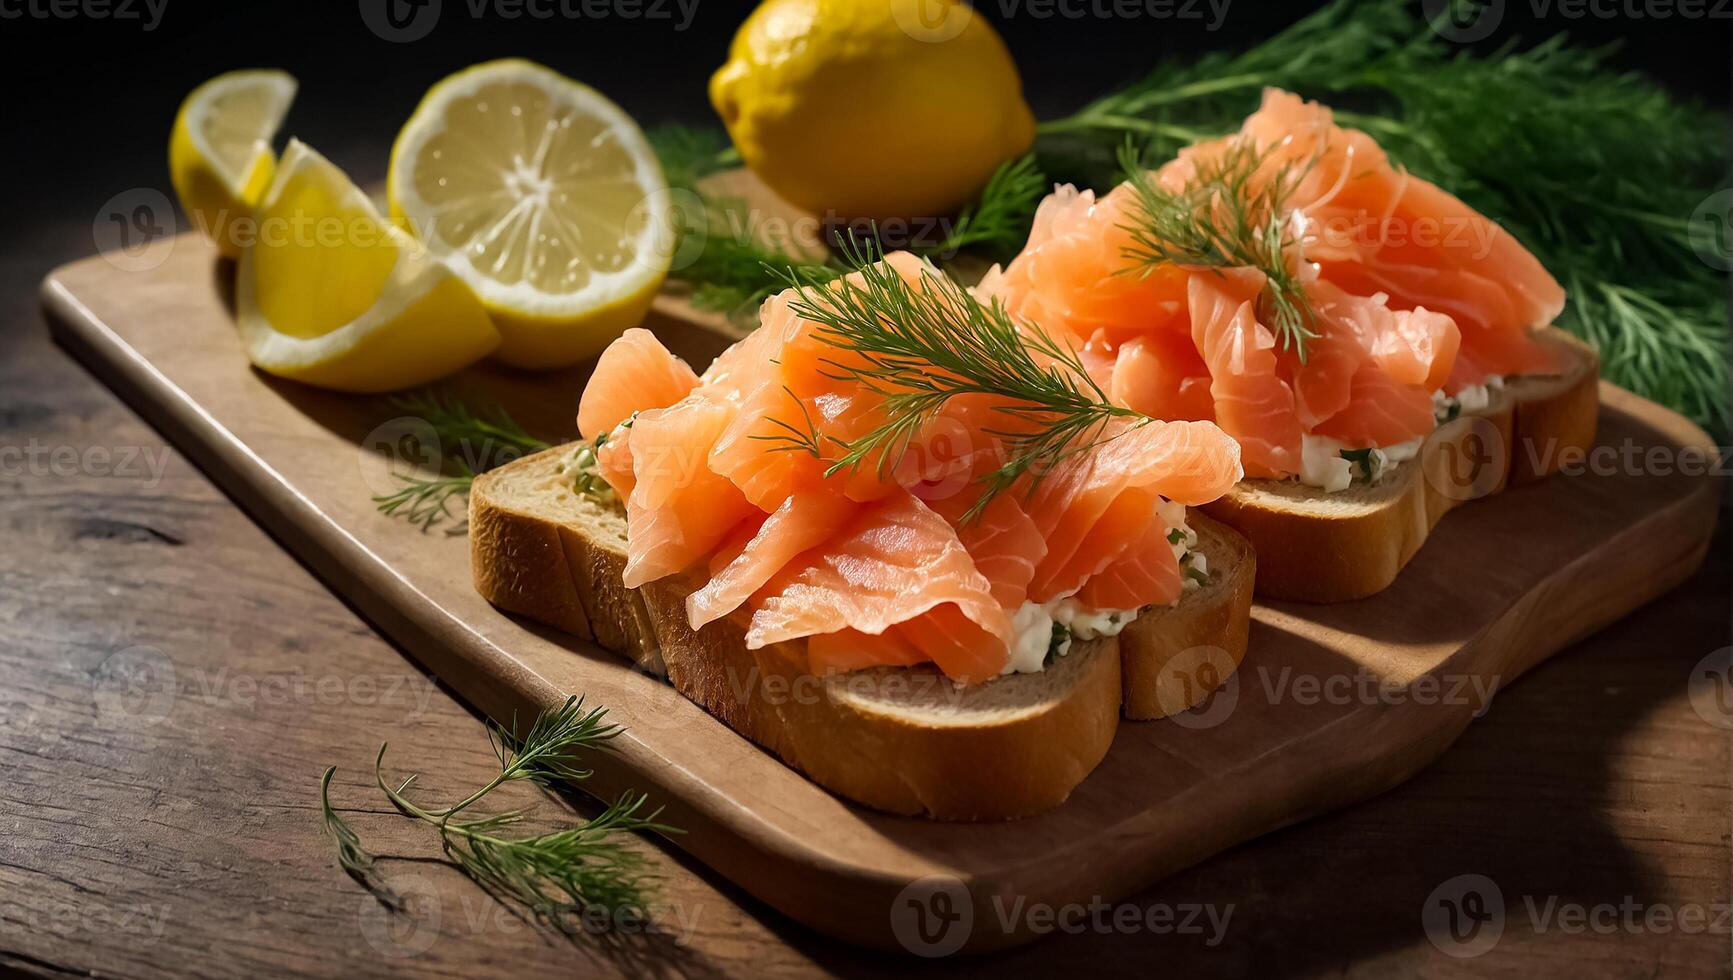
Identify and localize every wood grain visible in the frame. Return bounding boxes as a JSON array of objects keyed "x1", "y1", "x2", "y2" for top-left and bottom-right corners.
[{"x1": 34, "y1": 230, "x2": 1724, "y2": 957}]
